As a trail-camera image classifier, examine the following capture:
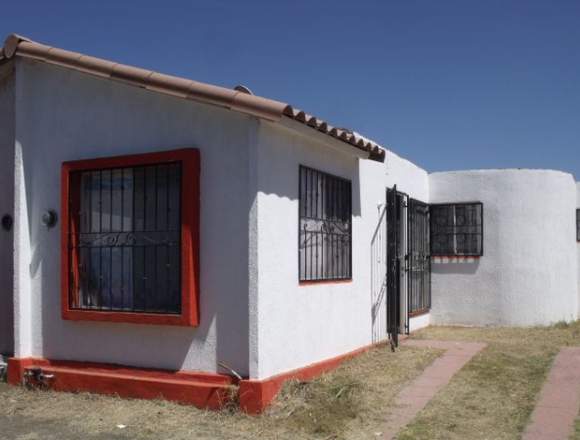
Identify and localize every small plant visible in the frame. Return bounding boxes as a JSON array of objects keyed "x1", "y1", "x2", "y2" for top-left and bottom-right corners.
[
  {"x1": 553, "y1": 320, "x2": 570, "y2": 329},
  {"x1": 268, "y1": 375, "x2": 364, "y2": 438}
]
